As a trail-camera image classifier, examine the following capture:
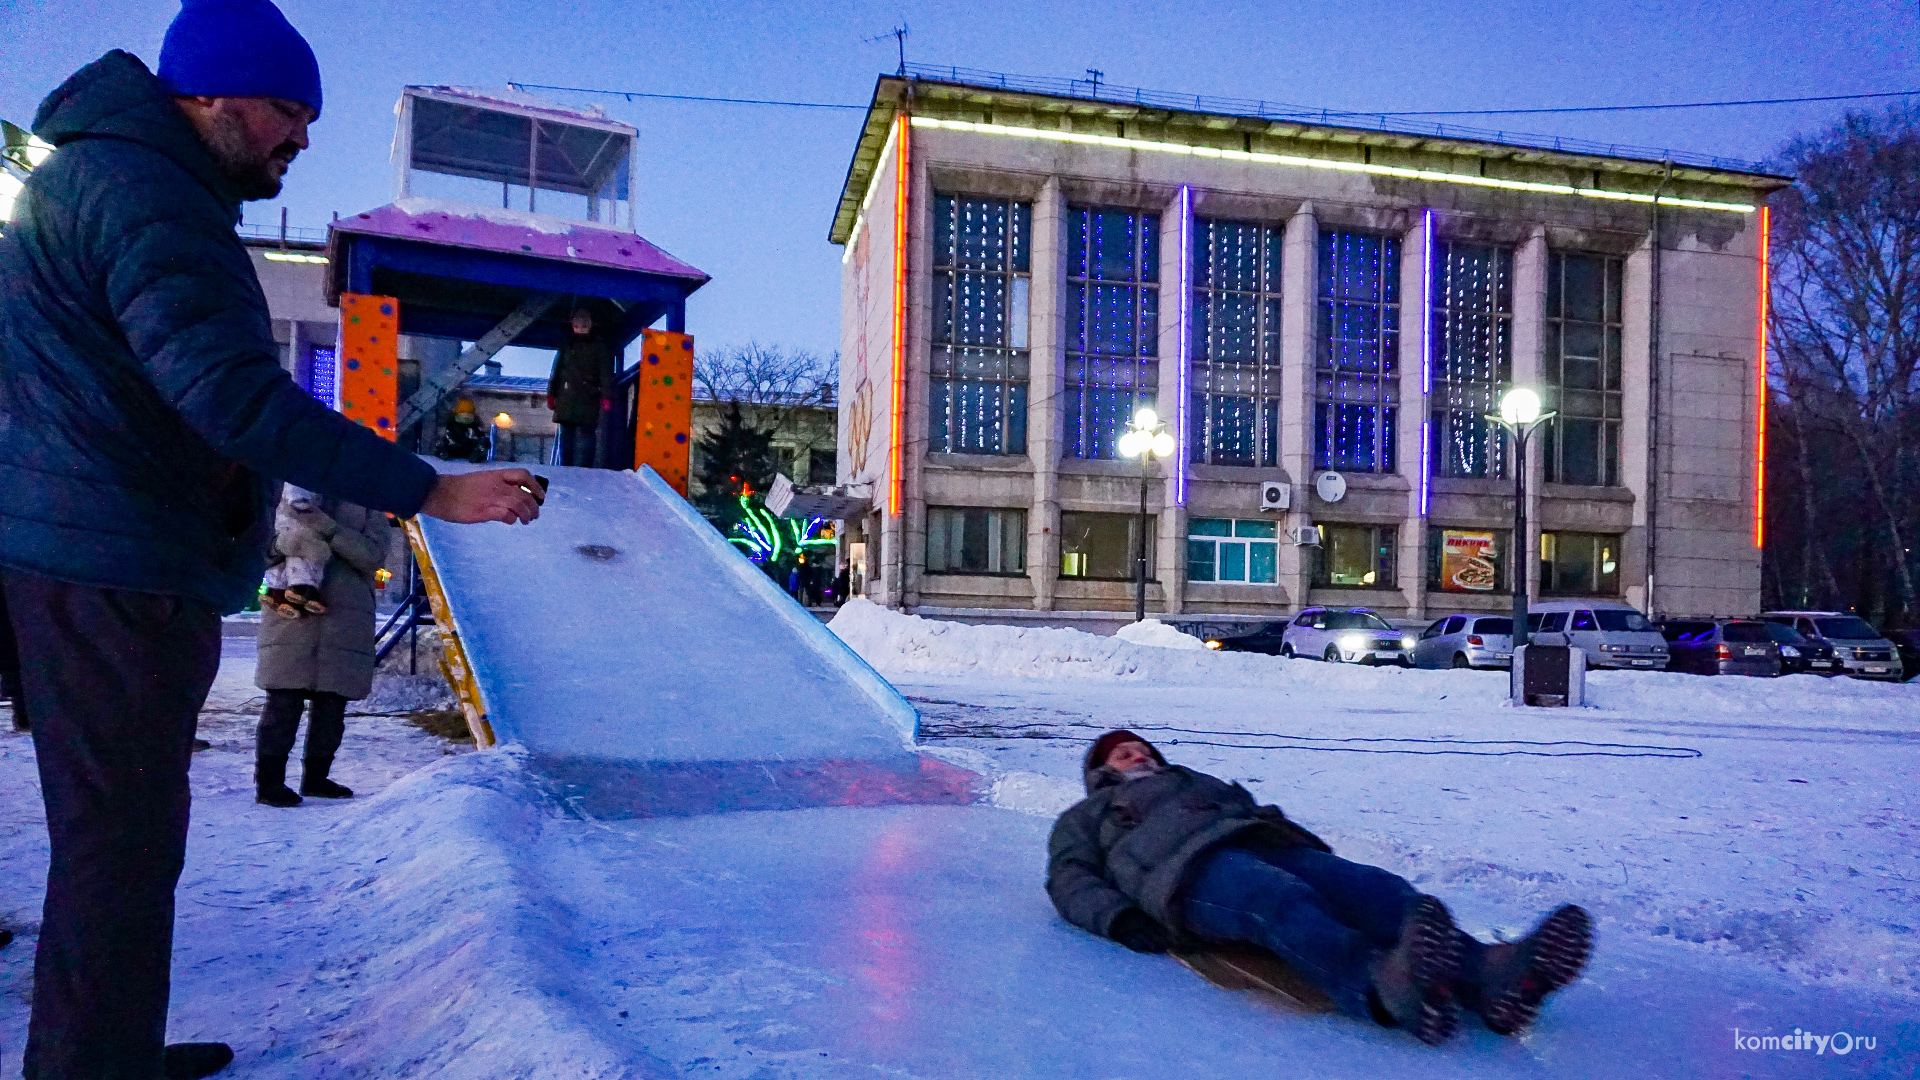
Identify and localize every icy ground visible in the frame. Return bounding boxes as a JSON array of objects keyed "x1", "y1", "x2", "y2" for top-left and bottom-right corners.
[{"x1": 2, "y1": 608, "x2": 1917, "y2": 1077}]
